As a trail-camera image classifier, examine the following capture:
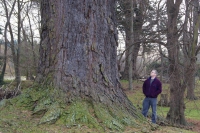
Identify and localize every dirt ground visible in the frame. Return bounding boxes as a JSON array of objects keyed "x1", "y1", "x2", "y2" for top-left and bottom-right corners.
[{"x1": 187, "y1": 119, "x2": 200, "y2": 133}]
